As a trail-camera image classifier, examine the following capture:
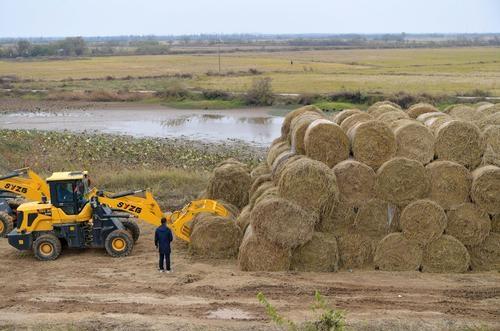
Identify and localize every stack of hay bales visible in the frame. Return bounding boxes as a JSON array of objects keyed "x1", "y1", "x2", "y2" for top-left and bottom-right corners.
[{"x1": 202, "y1": 101, "x2": 500, "y2": 273}]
